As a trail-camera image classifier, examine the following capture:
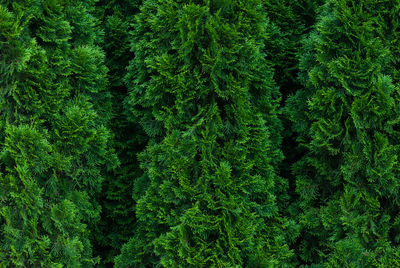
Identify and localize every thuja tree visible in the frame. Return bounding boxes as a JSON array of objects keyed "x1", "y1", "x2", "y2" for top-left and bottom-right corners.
[
  {"x1": 0, "y1": 1, "x2": 114, "y2": 266},
  {"x1": 286, "y1": 0, "x2": 400, "y2": 265},
  {"x1": 115, "y1": 0, "x2": 295, "y2": 267},
  {"x1": 93, "y1": 0, "x2": 144, "y2": 265}
]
